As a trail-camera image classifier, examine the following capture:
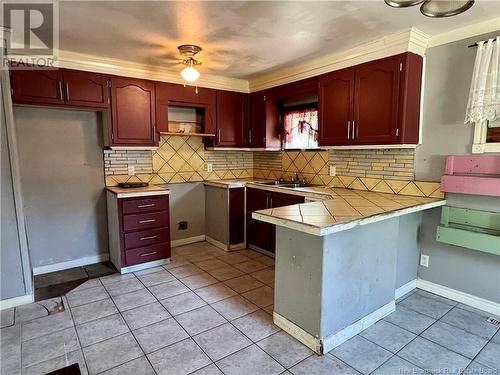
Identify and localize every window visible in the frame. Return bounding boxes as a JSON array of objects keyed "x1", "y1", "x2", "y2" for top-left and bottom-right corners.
[
  {"x1": 472, "y1": 120, "x2": 500, "y2": 153},
  {"x1": 486, "y1": 120, "x2": 500, "y2": 143},
  {"x1": 283, "y1": 108, "x2": 318, "y2": 149}
]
